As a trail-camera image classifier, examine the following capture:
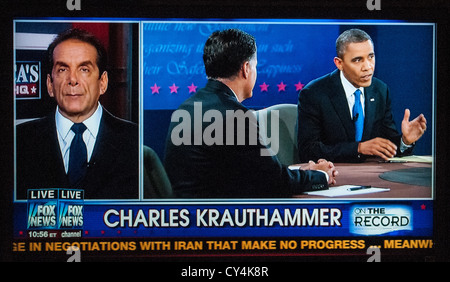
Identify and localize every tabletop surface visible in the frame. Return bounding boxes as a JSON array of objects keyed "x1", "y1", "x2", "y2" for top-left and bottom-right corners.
[{"x1": 295, "y1": 160, "x2": 433, "y2": 199}]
